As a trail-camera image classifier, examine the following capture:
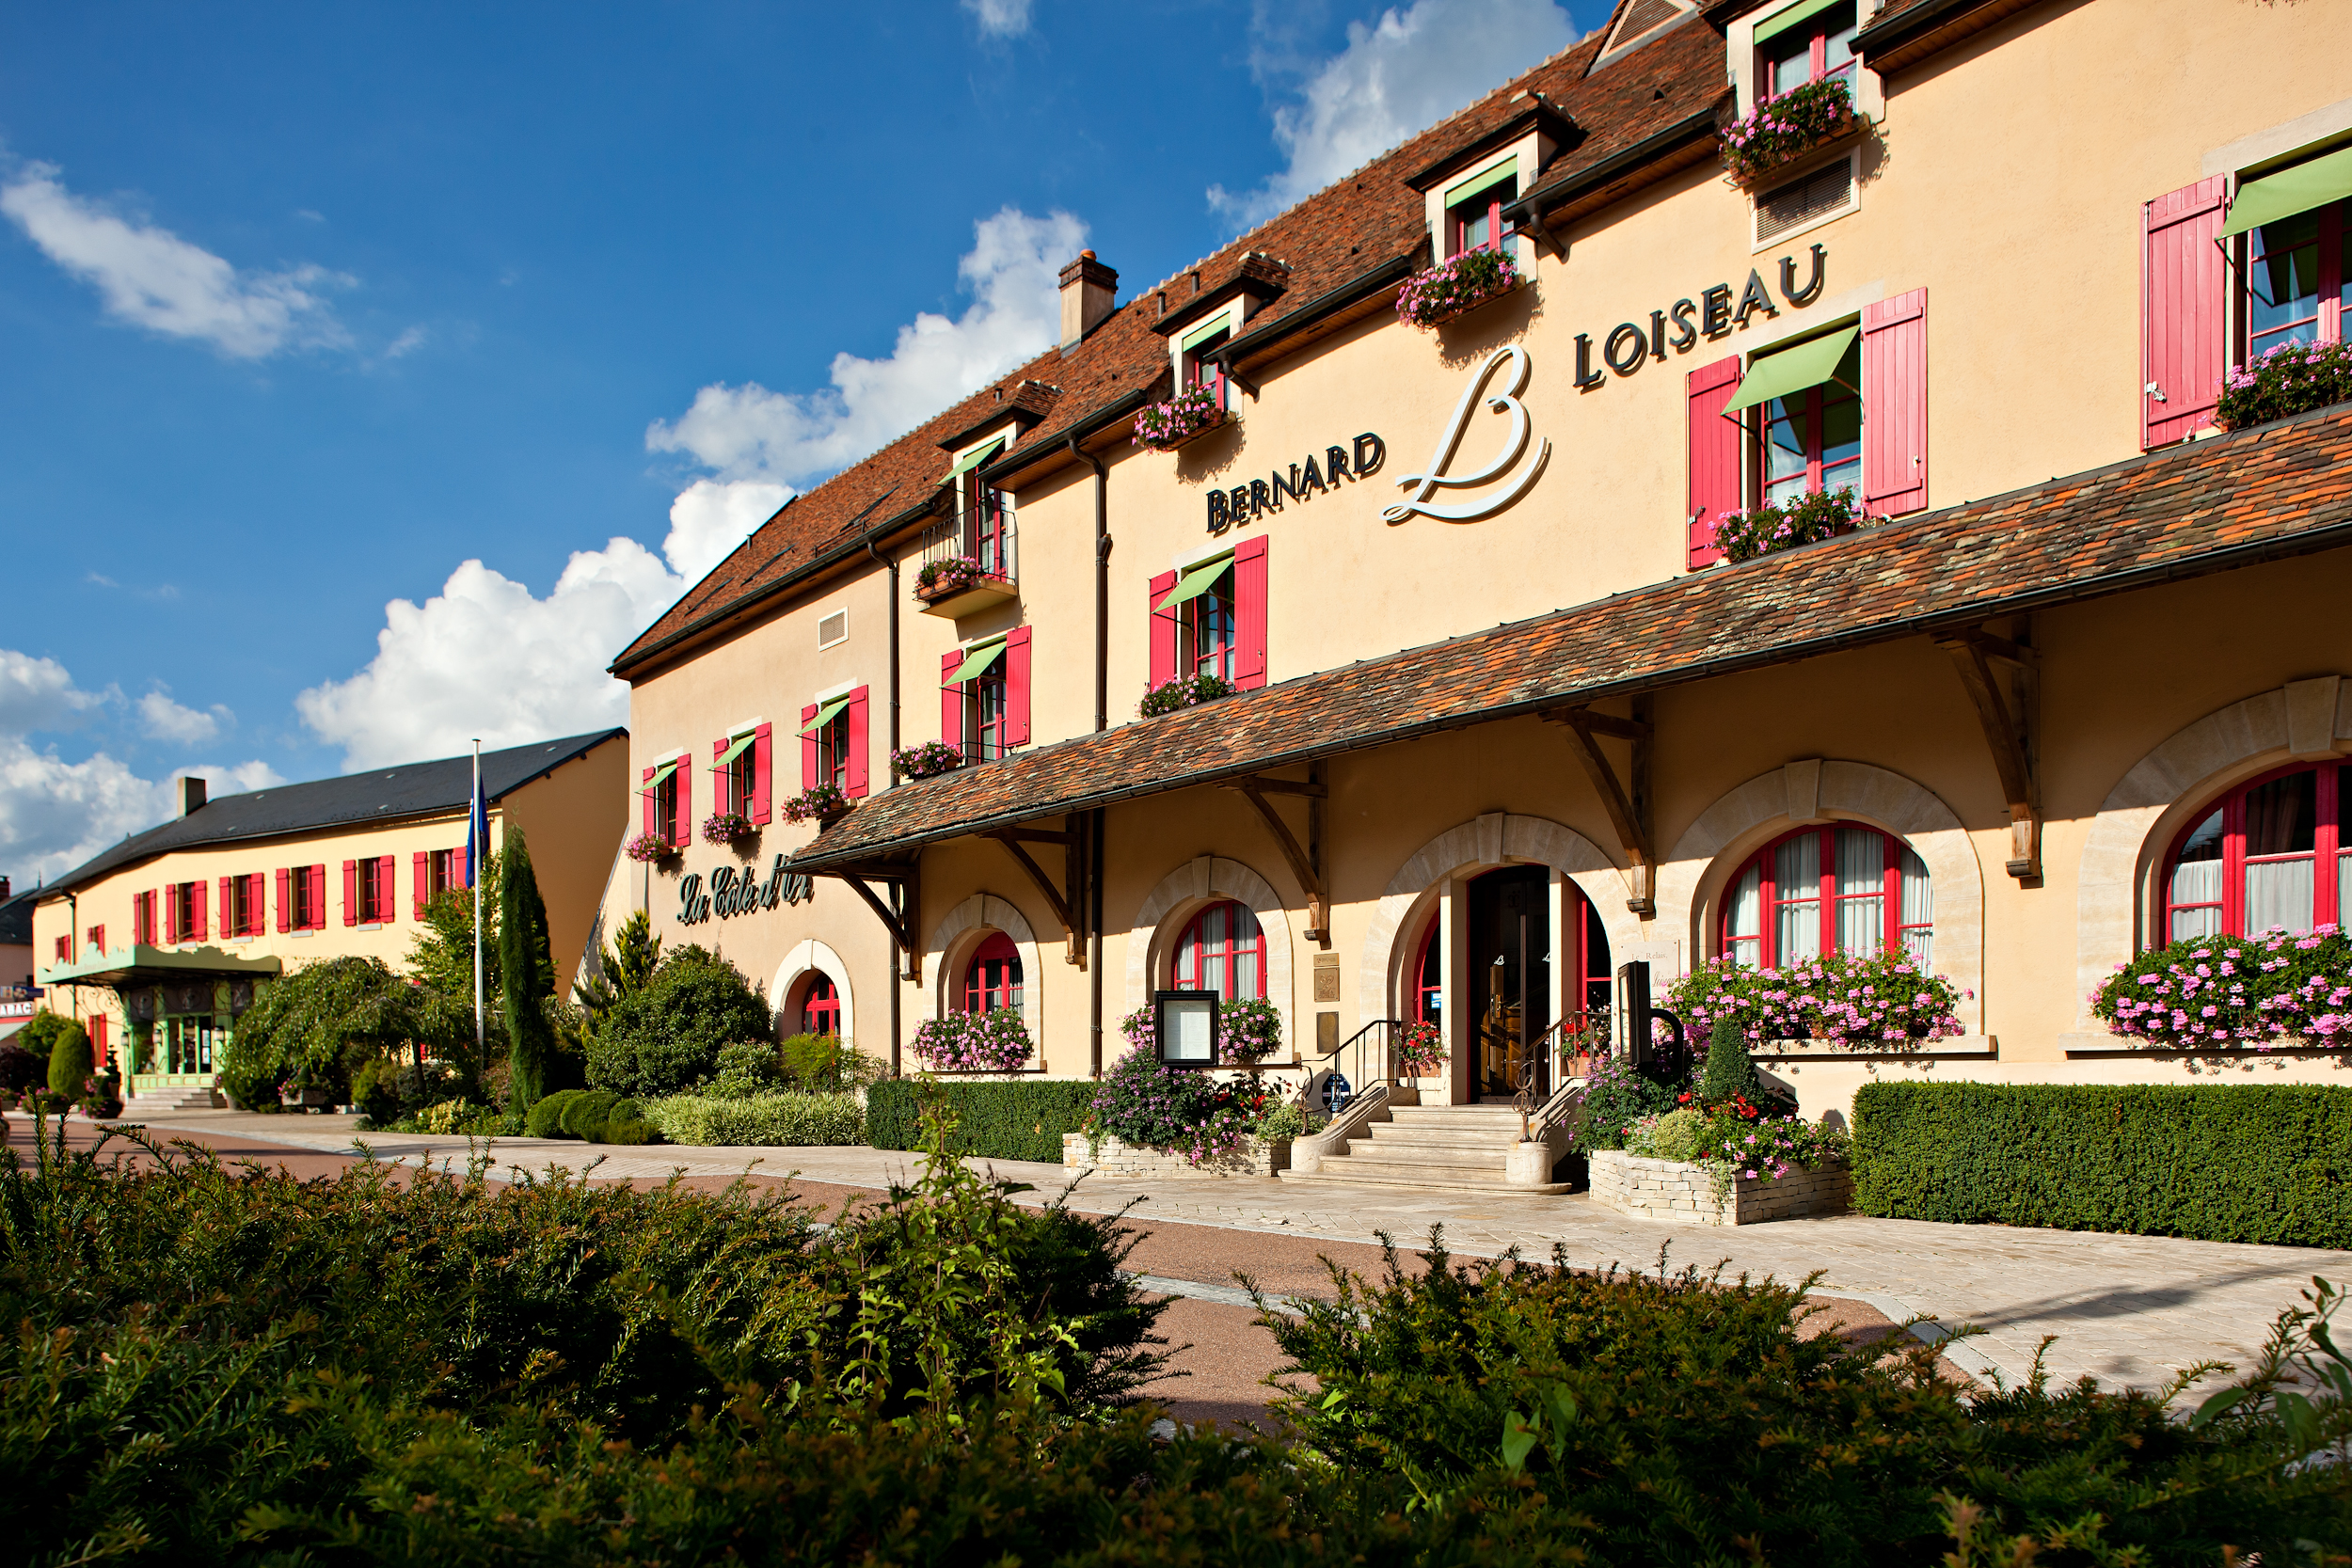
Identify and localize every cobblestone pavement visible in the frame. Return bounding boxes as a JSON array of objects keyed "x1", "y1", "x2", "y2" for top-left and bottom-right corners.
[{"x1": 80, "y1": 1109, "x2": 2352, "y2": 1396}]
